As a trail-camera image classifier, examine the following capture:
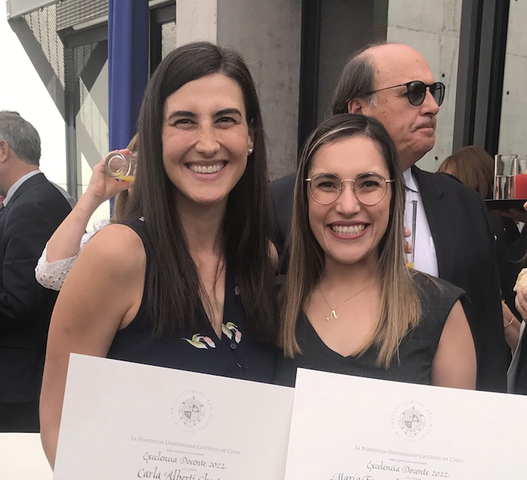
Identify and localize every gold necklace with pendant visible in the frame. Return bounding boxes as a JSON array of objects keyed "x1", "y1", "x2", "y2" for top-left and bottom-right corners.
[{"x1": 318, "y1": 280, "x2": 375, "y2": 321}]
